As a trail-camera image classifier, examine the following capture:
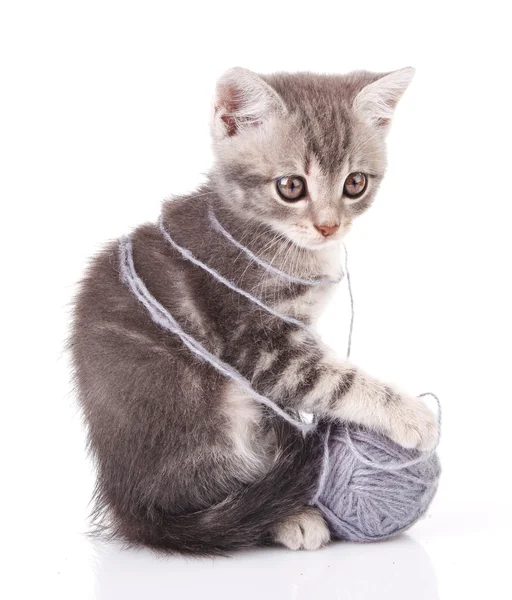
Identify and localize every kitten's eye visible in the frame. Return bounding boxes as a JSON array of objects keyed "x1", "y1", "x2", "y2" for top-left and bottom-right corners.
[
  {"x1": 276, "y1": 176, "x2": 306, "y2": 201},
  {"x1": 343, "y1": 172, "x2": 367, "y2": 199}
]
